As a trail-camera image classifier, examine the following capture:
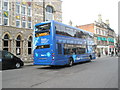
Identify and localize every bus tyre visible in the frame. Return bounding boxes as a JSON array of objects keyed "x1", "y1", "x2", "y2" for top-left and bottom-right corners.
[
  {"x1": 68, "y1": 58, "x2": 73, "y2": 67},
  {"x1": 89, "y1": 56, "x2": 92, "y2": 61}
]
